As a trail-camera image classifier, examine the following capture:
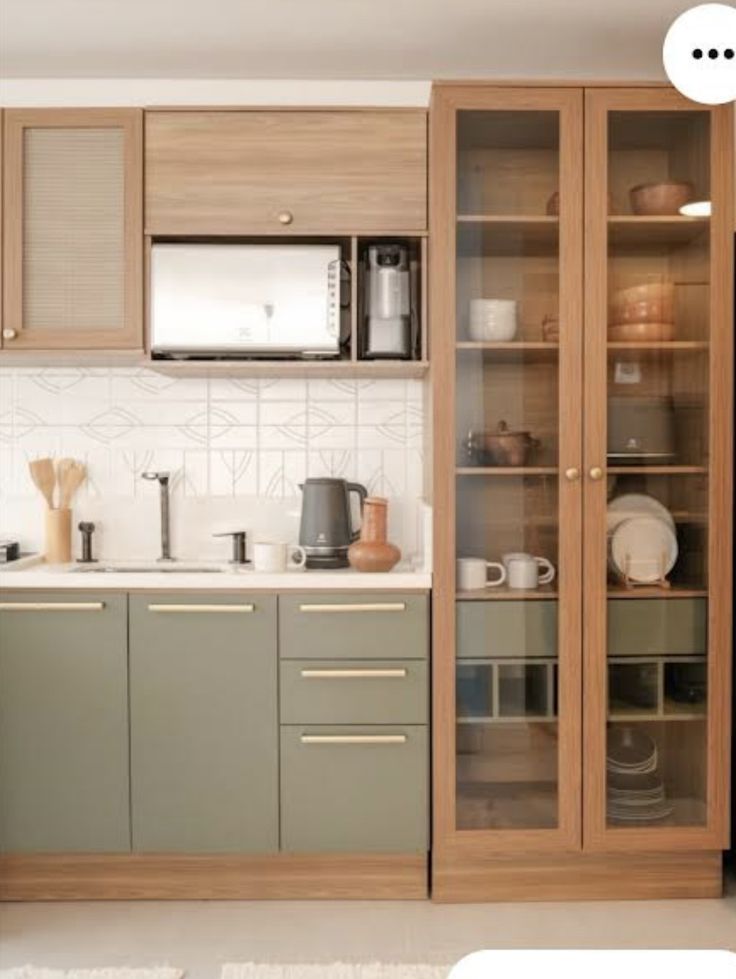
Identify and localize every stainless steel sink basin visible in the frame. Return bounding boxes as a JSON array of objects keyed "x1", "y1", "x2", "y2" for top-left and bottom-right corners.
[{"x1": 70, "y1": 563, "x2": 228, "y2": 574}]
